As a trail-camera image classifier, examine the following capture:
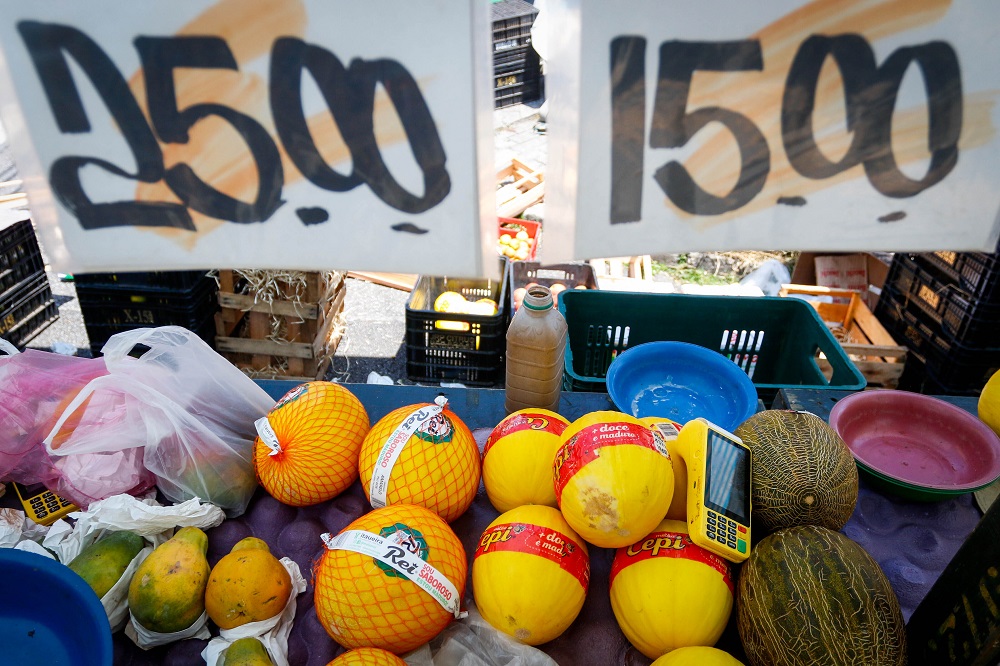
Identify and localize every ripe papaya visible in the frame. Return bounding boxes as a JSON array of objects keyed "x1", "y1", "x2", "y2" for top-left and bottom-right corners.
[
  {"x1": 128, "y1": 526, "x2": 210, "y2": 633},
  {"x1": 206, "y1": 536, "x2": 291, "y2": 630},
  {"x1": 223, "y1": 637, "x2": 274, "y2": 666},
  {"x1": 68, "y1": 530, "x2": 145, "y2": 599}
]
